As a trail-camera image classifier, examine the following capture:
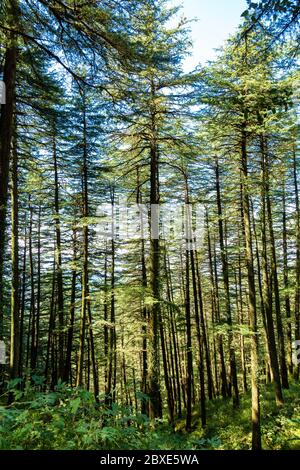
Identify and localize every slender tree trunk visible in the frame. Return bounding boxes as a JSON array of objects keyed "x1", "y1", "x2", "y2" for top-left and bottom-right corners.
[
  {"x1": 136, "y1": 171, "x2": 149, "y2": 414},
  {"x1": 53, "y1": 132, "x2": 64, "y2": 379},
  {"x1": 132, "y1": 367, "x2": 138, "y2": 413},
  {"x1": 0, "y1": 2, "x2": 17, "y2": 357},
  {"x1": 240, "y1": 124, "x2": 261, "y2": 450},
  {"x1": 76, "y1": 97, "x2": 88, "y2": 387},
  {"x1": 184, "y1": 247, "x2": 193, "y2": 431},
  {"x1": 148, "y1": 80, "x2": 162, "y2": 419},
  {"x1": 103, "y1": 248, "x2": 109, "y2": 402},
  {"x1": 206, "y1": 211, "x2": 228, "y2": 398},
  {"x1": 251, "y1": 200, "x2": 272, "y2": 384},
  {"x1": 165, "y1": 250, "x2": 182, "y2": 417},
  {"x1": 107, "y1": 194, "x2": 117, "y2": 405},
  {"x1": 215, "y1": 157, "x2": 239, "y2": 406},
  {"x1": 64, "y1": 227, "x2": 77, "y2": 383},
  {"x1": 183, "y1": 177, "x2": 208, "y2": 424},
  {"x1": 260, "y1": 150, "x2": 284, "y2": 405},
  {"x1": 87, "y1": 295, "x2": 99, "y2": 401},
  {"x1": 160, "y1": 315, "x2": 174, "y2": 423},
  {"x1": 35, "y1": 207, "x2": 41, "y2": 369},
  {"x1": 45, "y1": 260, "x2": 56, "y2": 384},
  {"x1": 293, "y1": 147, "x2": 300, "y2": 380},
  {"x1": 282, "y1": 182, "x2": 293, "y2": 375},
  {"x1": 165, "y1": 314, "x2": 176, "y2": 414},
  {"x1": 235, "y1": 262, "x2": 247, "y2": 392},
  {"x1": 10, "y1": 129, "x2": 19, "y2": 380},
  {"x1": 18, "y1": 221, "x2": 27, "y2": 378},
  {"x1": 29, "y1": 198, "x2": 37, "y2": 372},
  {"x1": 262, "y1": 141, "x2": 288, "y2": 389},
  {"x1": 194, "y1": 250, "x2": 214, "y2": 401},
  {"x1": 190, "y1": 250, "x2": 207, "y2": 426}
]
